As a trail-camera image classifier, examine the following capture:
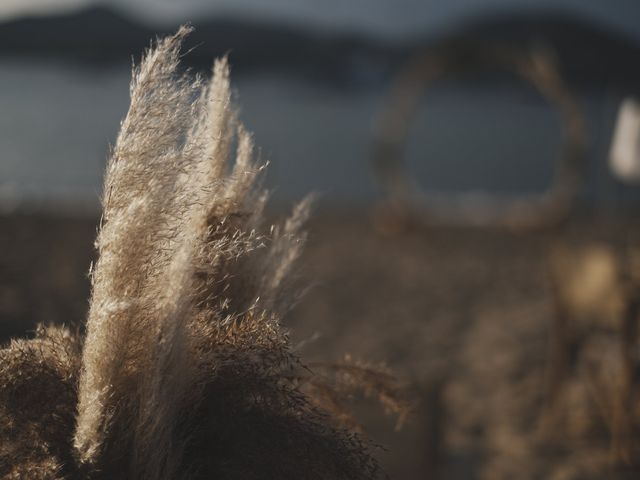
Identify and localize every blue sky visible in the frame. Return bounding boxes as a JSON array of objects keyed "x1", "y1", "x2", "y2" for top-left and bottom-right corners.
[{"x1": 1, "y1": 0, "x2": 639, "y2": 42}]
